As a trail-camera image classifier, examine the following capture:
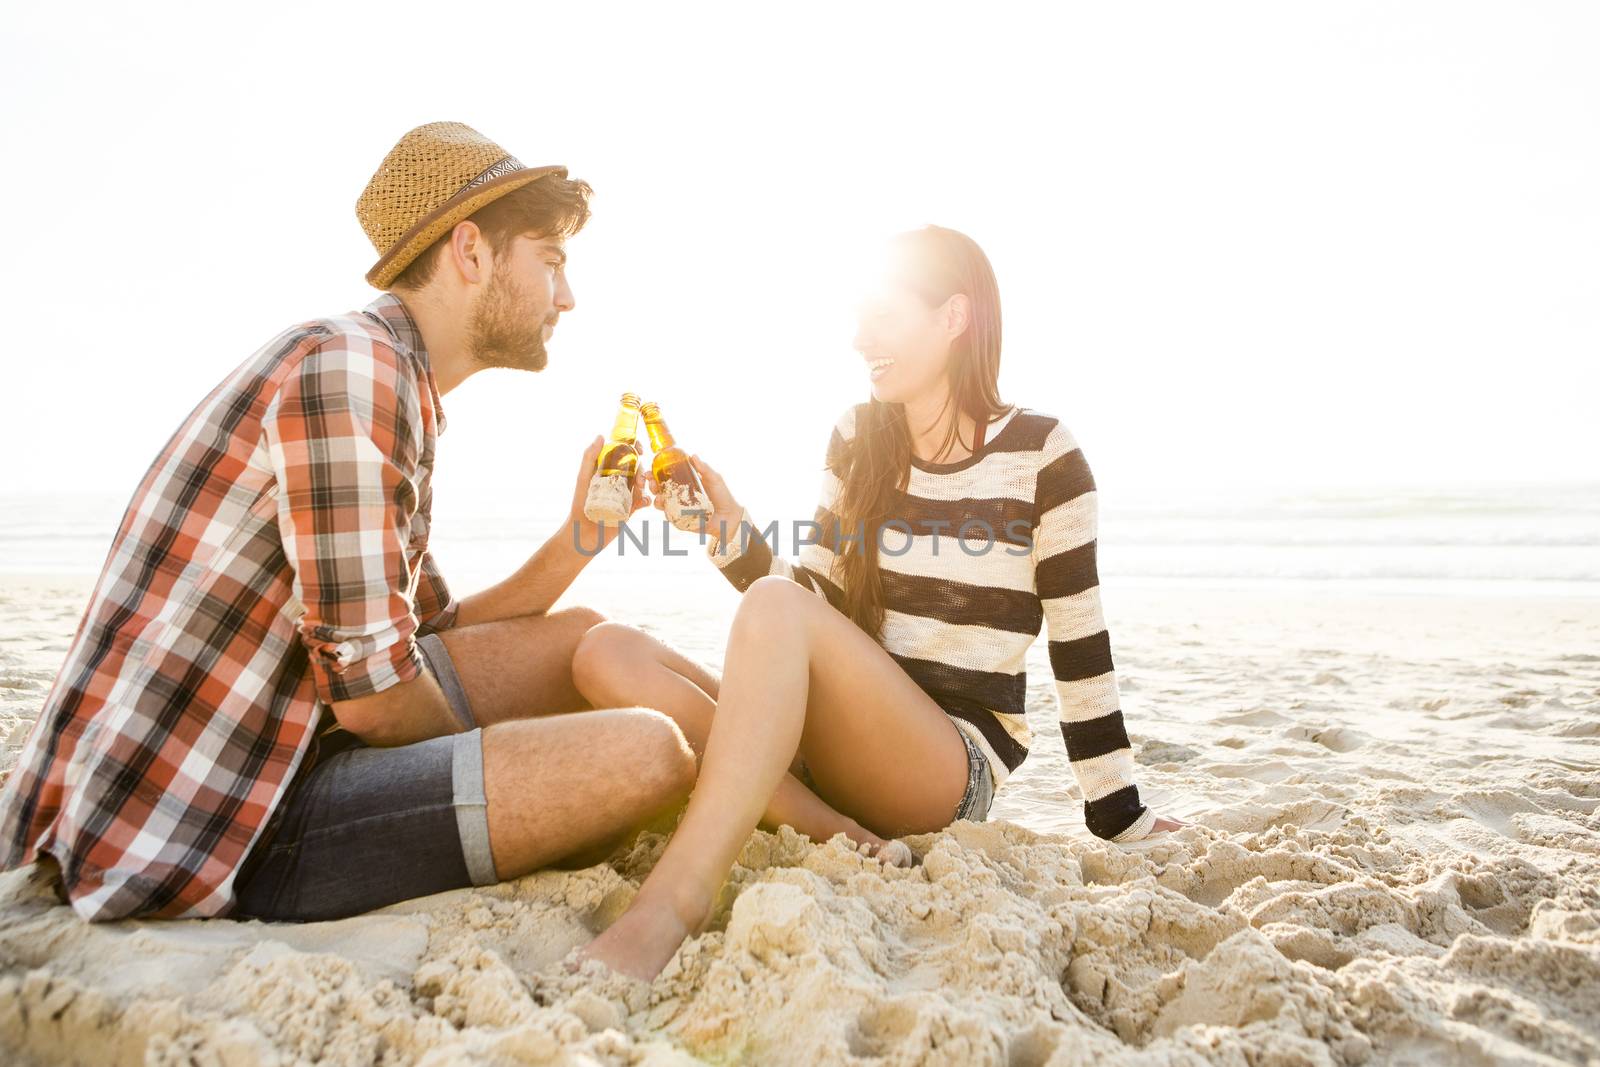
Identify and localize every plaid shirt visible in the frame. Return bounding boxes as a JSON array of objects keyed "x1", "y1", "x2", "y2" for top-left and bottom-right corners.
[{"x1": 0, "y1": 293, "x2": 458, "y2": 921}]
